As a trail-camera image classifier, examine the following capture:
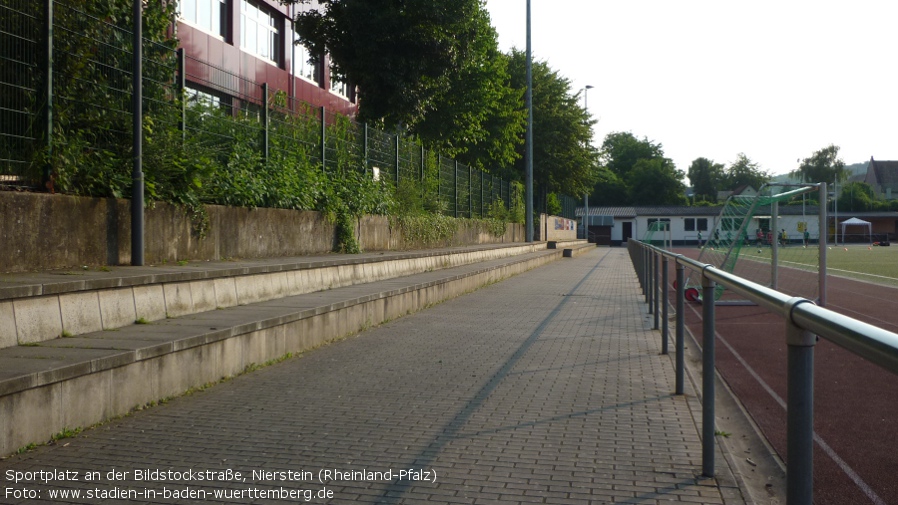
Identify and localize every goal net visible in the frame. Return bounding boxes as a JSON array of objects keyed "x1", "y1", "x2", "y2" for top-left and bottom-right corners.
[{"x1": 686, "y1": 184, "x2": 823, "y2": 304}]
